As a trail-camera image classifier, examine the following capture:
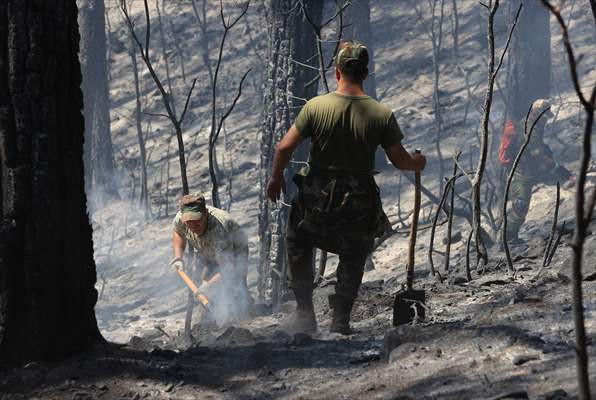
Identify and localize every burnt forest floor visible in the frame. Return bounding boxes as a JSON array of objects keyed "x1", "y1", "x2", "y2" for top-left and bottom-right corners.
[{"x1": 2, "y1": 229, "x2": 595, "y2": 399}]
